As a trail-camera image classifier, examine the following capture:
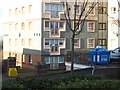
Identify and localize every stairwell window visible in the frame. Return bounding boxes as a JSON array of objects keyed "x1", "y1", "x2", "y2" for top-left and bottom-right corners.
[
  {"x1": 98, "y1": 39, "x2": 106, "y2": 46},
  {"x1": 99, "y1": 23, "x2": 106, "y2": 30},
  {"x1": 98, "y1": 7, "x2": 107, "y2": 14}
]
